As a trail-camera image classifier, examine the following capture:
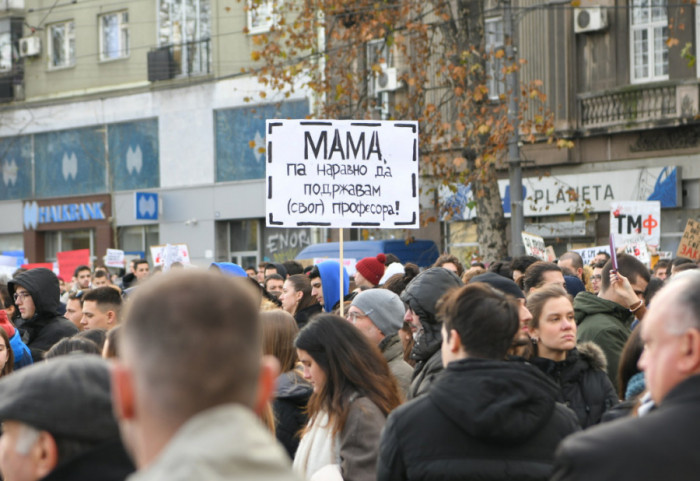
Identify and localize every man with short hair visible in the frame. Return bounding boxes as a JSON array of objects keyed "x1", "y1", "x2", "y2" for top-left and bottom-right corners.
[
  {"x1": 574, "y1": 254, "x2": 650, "y2": 386},
  {"x1": 81, "y1": 287, "x2": 122, "y2": 331},
  {"x1": 558, "y1": 252, "x2": 584, "y2": 281},
  {"x1": 93, "y1": 270, "x2": 111, "y2": 288},
  {"x1": 0, "y1": 355, "x2": 134, "y2": 481},
  {"x1": 264, "y1": 274, "x2": 284, "y2": 299},
  {"x1": 590, "y1": 259, "x2": 606, "y2": 294},
  {"x1": 9, "y1": 268, "x2": 78, "y2": 361},
  {"x1": 111, "y1": 270, "x2": 299, "y2": 481},
  {"x1": 553, "y1": 270, "x2": 700, "y2": 480},
  {"x1": 378, "y1": 284, "x2": 579, "y2": 481},
  {"x1": 65, "y1": 291, "x2": 85, "y2": 330},
  {"x1": 653, "y1": 259, "x2": 670, "y2": 280},
  {"x1": 348, "y1": 289, "x2": 413, "y2": 395},
  {"x1": 133, "y1": 260, "x2": 150, "y2": 282},
  {"x1": 73, "y1": 265, "x2": 92, "y2": 291}
]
